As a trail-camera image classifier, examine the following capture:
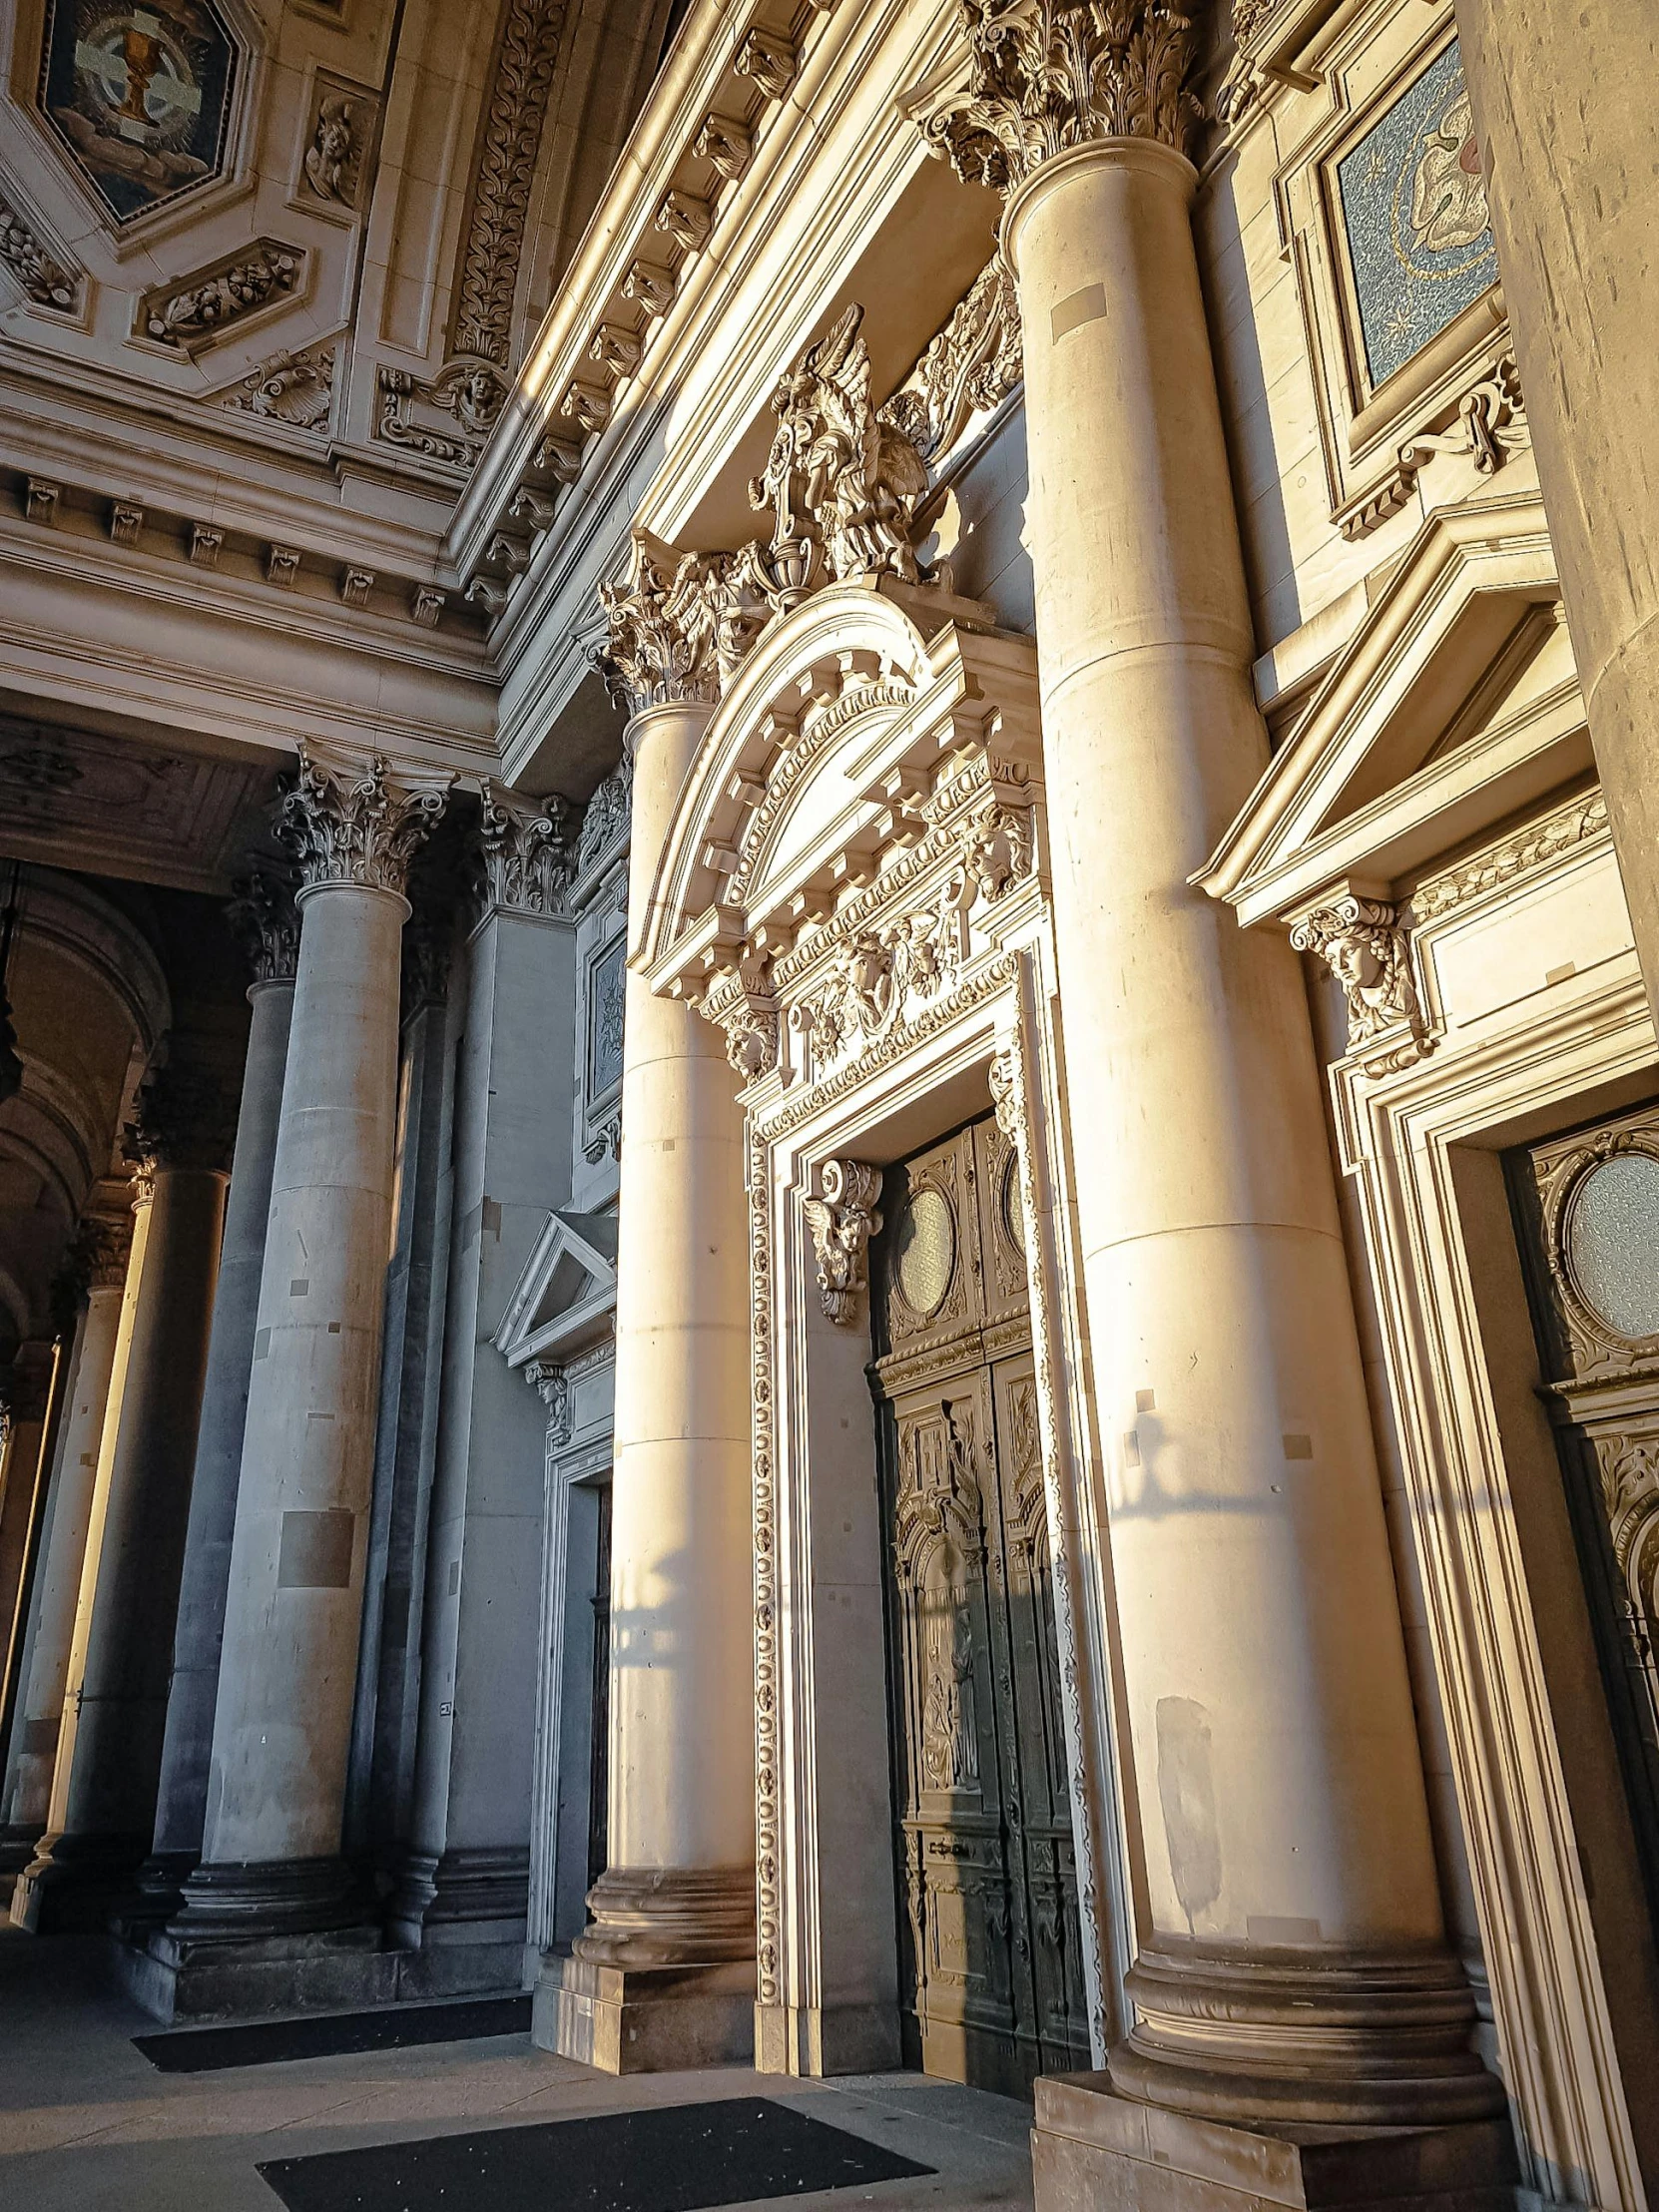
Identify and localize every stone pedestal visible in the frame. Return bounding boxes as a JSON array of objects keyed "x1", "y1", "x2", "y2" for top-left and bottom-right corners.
[
  {"x1": 0, "y1": 1262, "x2": 126, "y2": 1876},
  {"x1": 389, "y1": 792, "x2": 574, "y2": 1993},
  {"x1": 1454, "y1": 4, "x2": 1659, "y2": 1023},
  {"x1": 142, "y1": 888, "x2": 296, "y2": 1917},
  {"x1": 922, "y1": 7, "x2": 1503, "y2": 2156},
  {"x1": 141, "y1": 748, "x2": 448, "y2": 2015},
  {"x1": 1031, "y1": 2075, "x2": 1516, "y2": 2212},
  {"x1": 15, "y1": 1114, "x2": 229, "y2": 1933},
  {"x1": 533, "y1": 642, "x2": 756, "y2": 2065}
]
